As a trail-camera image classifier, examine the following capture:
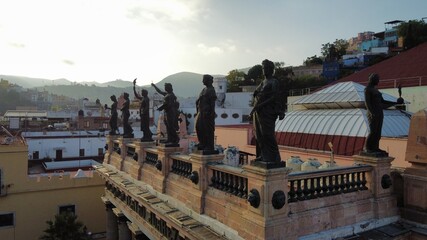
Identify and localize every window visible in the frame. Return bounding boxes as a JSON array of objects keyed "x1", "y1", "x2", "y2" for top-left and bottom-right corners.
[
  {"x1": 102, "y1": 123, "x2": 108, "y2": 129},
  {"x1": 59, "y1": 205, "x2": 75, "y2": 215},
  {"x1": 98, "y1": 148, "x2": 103, "y2": 156},
  {"x1": 85, "y1": 121, "x2": 90, "y2": 128},
  {"x1": 79, "y1": 149, "x2": 85, "y2": 157},
  {"x1": 0, "y1": 213, "x2": 14, "y2": 228},
  {"x1": 56, "y1": 150, "x2": 63, "y2": 160},
  {"x1": 33, "y1": 151, "x2": 39, "y2": 159}
]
